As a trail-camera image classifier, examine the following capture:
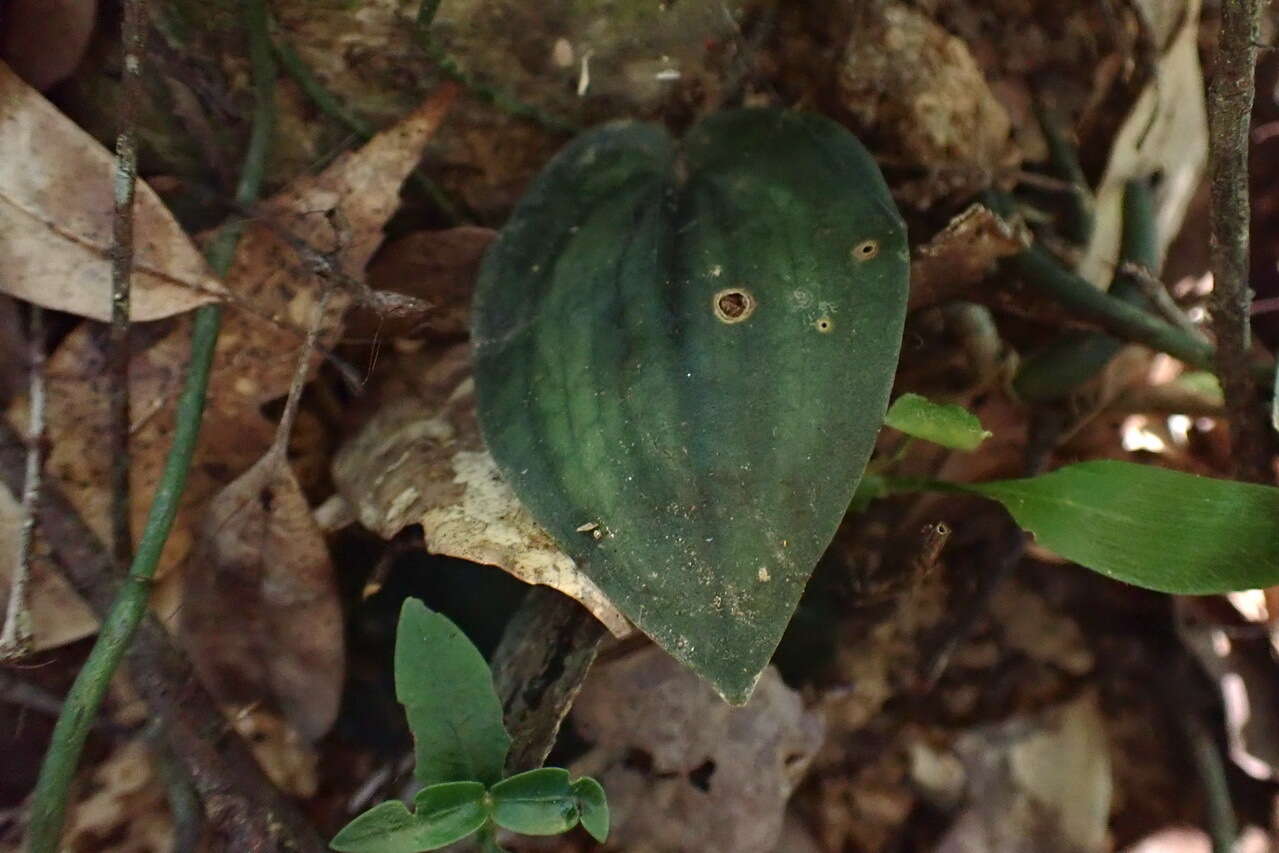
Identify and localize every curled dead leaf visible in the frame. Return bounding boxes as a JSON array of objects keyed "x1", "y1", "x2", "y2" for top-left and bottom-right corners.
[
  {"x1": 179, "y1": 448, "x2": 344, "y2": 741},
  {"x1": 332, "y1": 344, "x2": 630, "y2": 637},
  {"x1": 909, "y1": 204, "x2": 1029, "y2": 310},
  {"x1": 21, "y1": 86, "x2": 457, "y2": 622},
  {"x1": 0, "y1": 61, "x2": 225, "y2": 321}
]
